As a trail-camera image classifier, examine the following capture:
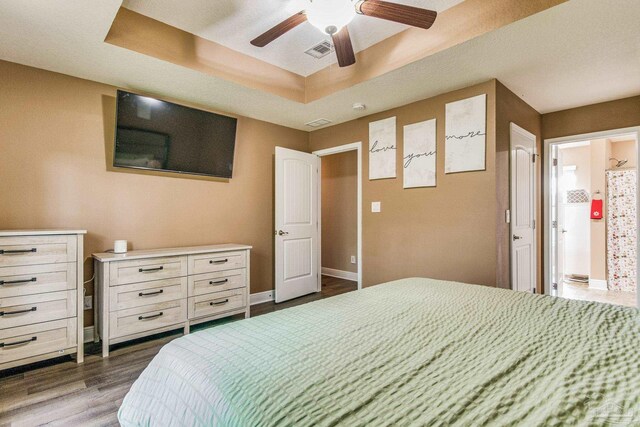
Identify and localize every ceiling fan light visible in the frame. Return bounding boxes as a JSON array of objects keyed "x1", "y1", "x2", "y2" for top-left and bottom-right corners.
[{"x1": 307, "y1": 0, "x2": 356, "y2": 35}]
